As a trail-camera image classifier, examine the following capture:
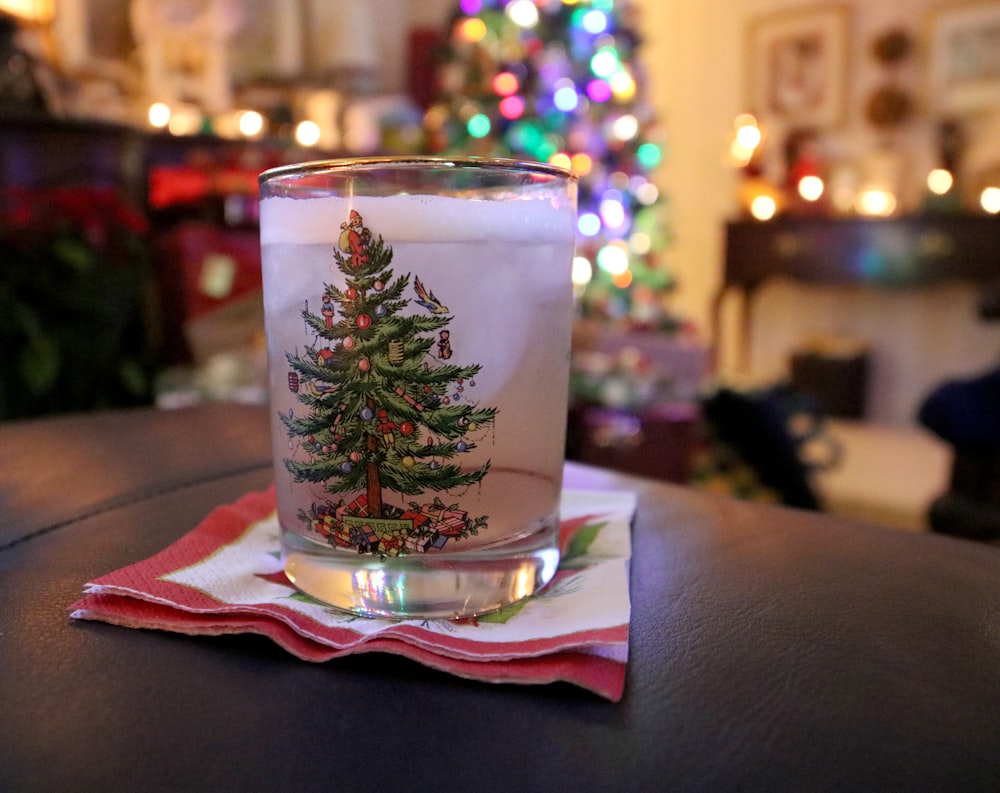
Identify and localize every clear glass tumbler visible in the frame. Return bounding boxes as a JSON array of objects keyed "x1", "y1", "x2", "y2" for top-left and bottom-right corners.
[{"x1": 258, "y1": 158, "x2": 577, "y2": 619}]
